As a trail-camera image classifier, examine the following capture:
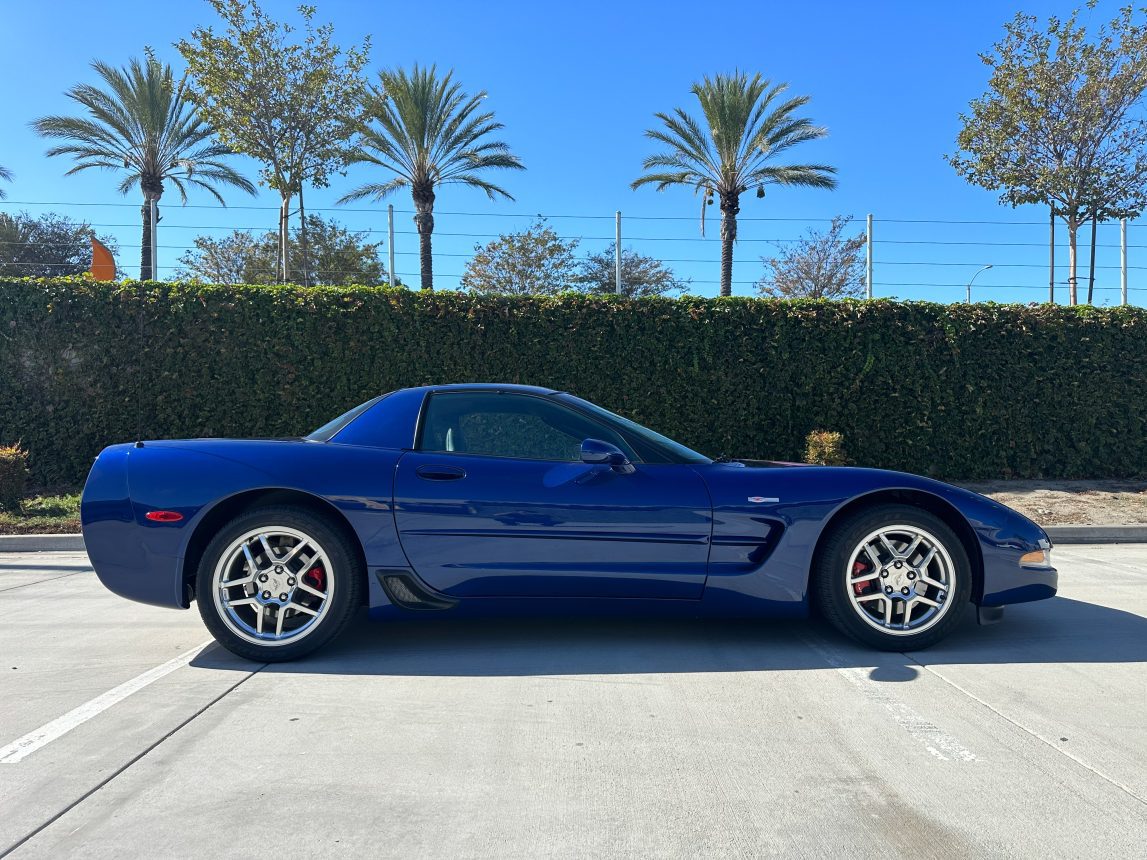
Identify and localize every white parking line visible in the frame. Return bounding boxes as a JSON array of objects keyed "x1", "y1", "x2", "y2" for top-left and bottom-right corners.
[
  {"x1": 0, "y1": 641, "x2": 213, "y2": 764},
  {"x1": 804, "y1": 637, "x2": 977, "y2": 762}
]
